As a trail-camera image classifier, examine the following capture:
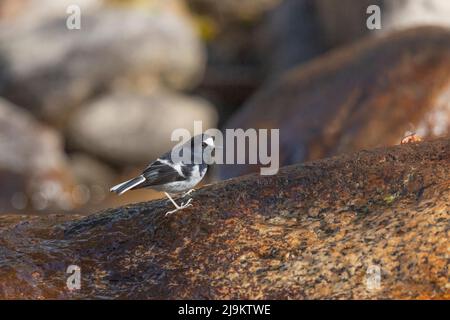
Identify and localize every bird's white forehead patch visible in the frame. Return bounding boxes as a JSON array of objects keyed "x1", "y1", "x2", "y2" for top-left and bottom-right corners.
[{"x1": 204, "y1": 137, "x2": 214, "y2": 147}]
